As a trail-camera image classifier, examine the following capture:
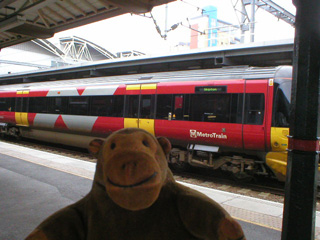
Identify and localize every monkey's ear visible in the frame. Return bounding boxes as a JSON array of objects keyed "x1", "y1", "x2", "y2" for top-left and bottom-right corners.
[
  {"x1": 88, "y1": 139, "x2": 104, "y2": 156},
  {"x1": 157, "y1": 137, "x2": 172, "y2": 155}
]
